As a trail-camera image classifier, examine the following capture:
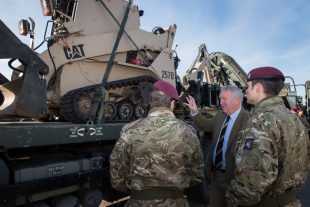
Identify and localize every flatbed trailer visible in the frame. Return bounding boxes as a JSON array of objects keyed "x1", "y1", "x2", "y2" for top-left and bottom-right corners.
[{"x1": 0, "y1": 122, "x2": 126, "y2": 207}]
